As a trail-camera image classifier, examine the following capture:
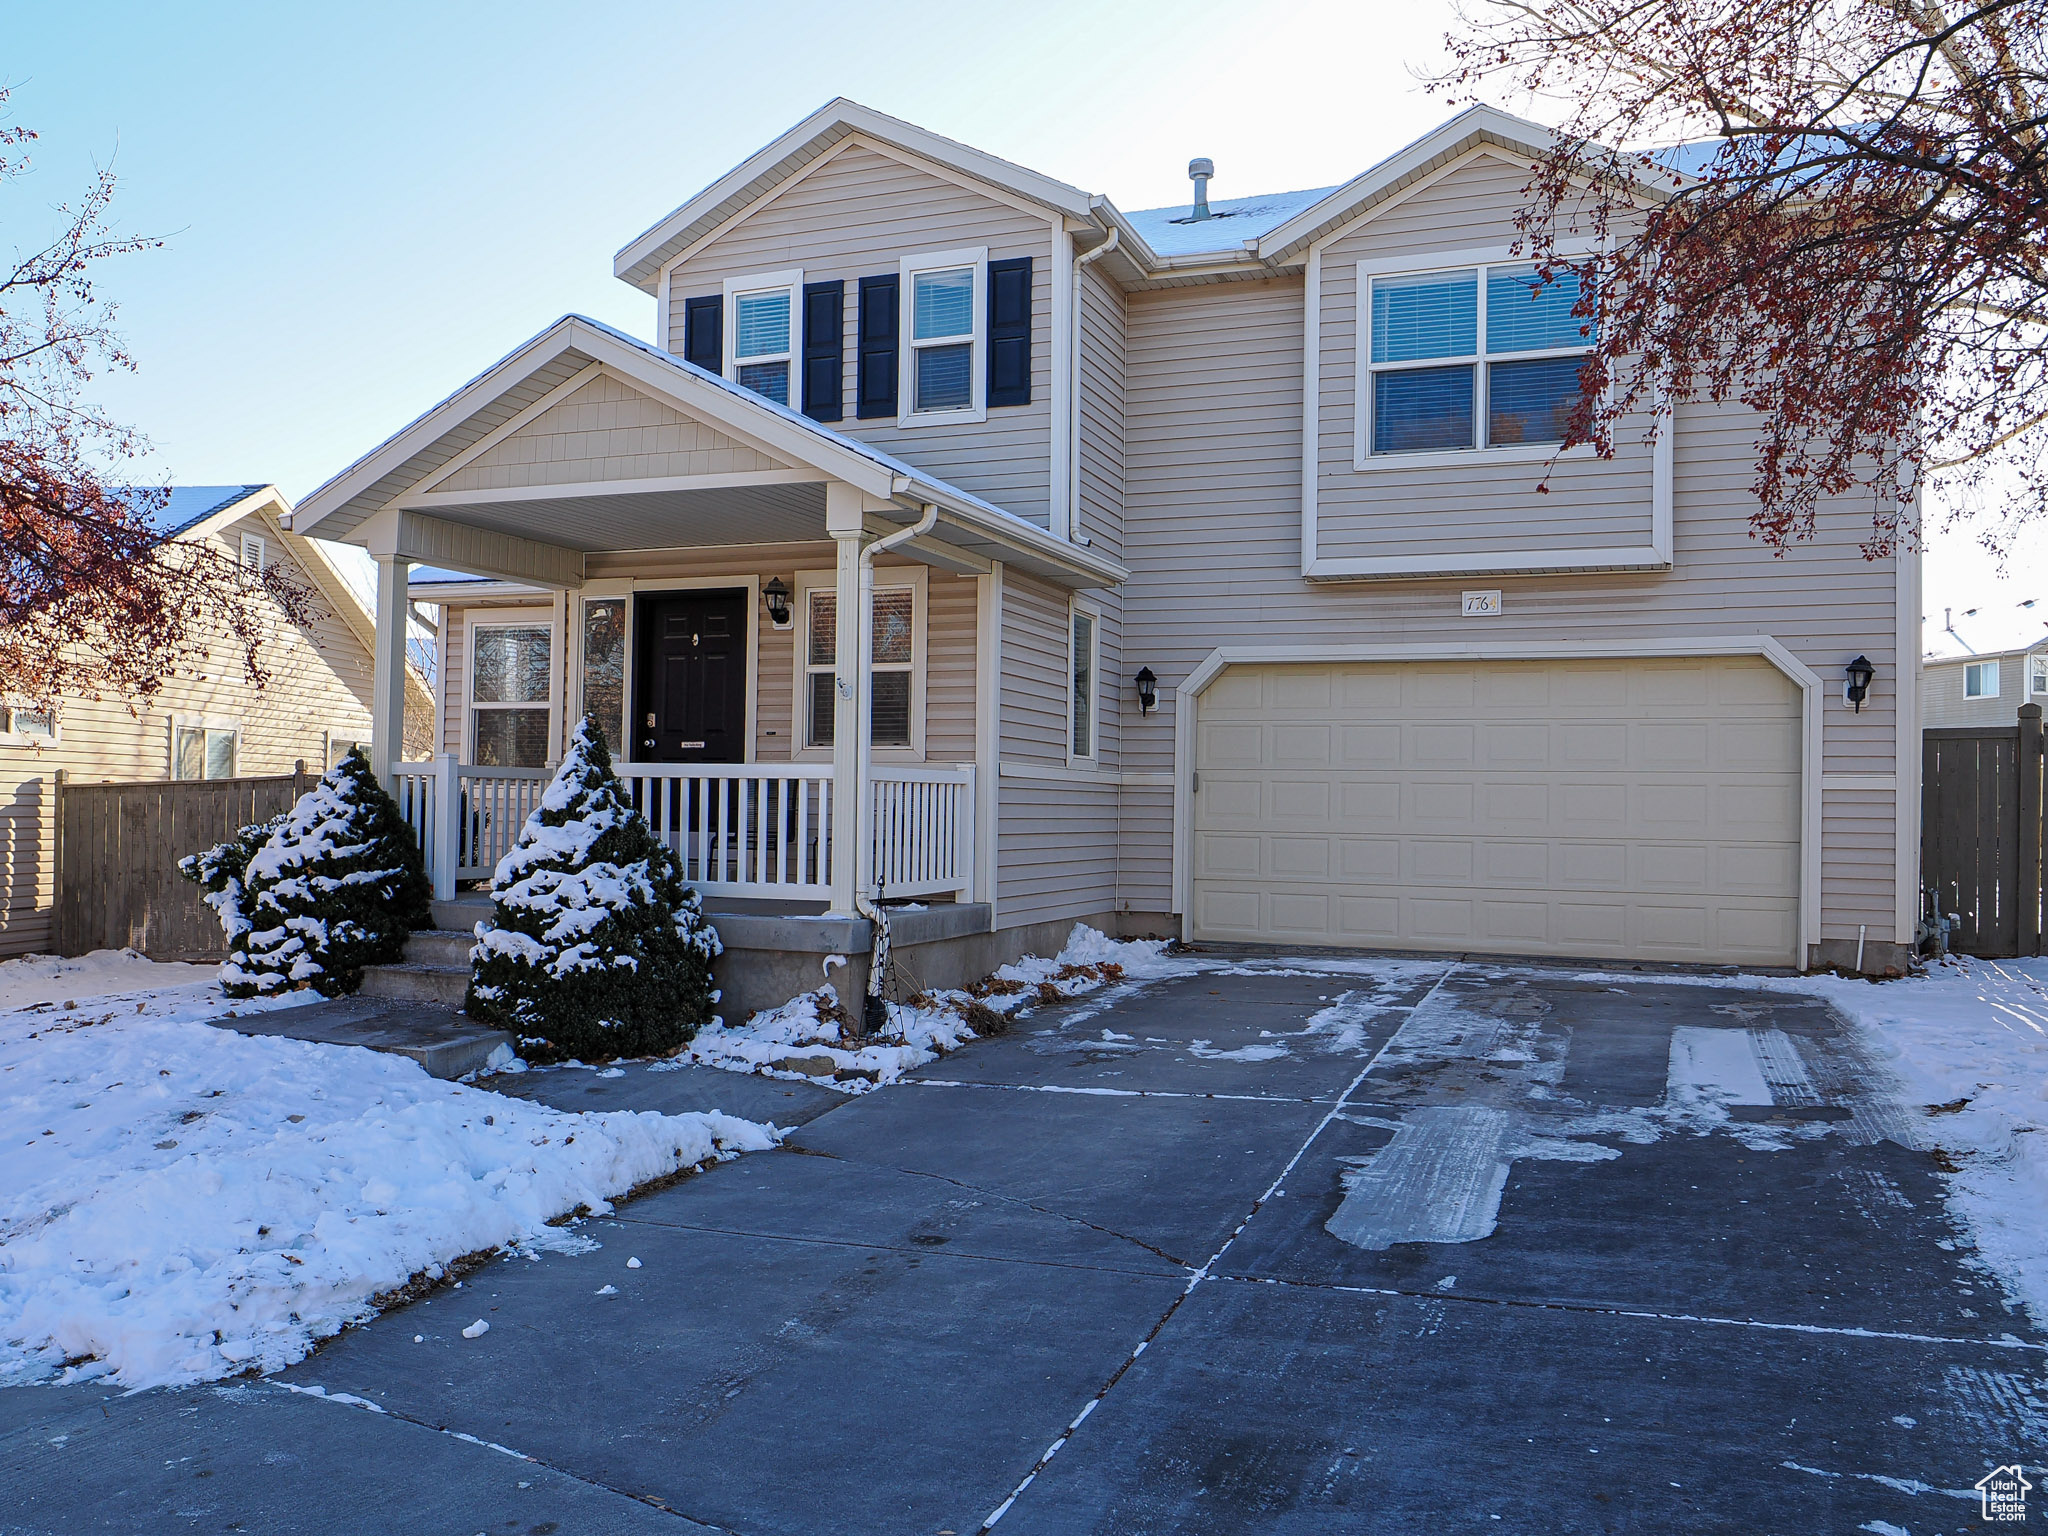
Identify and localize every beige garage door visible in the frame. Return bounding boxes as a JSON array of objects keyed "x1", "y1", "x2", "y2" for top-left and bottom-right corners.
[{"x1": 1191, "y1": 656, "x2": 1802, "y2": 965}]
